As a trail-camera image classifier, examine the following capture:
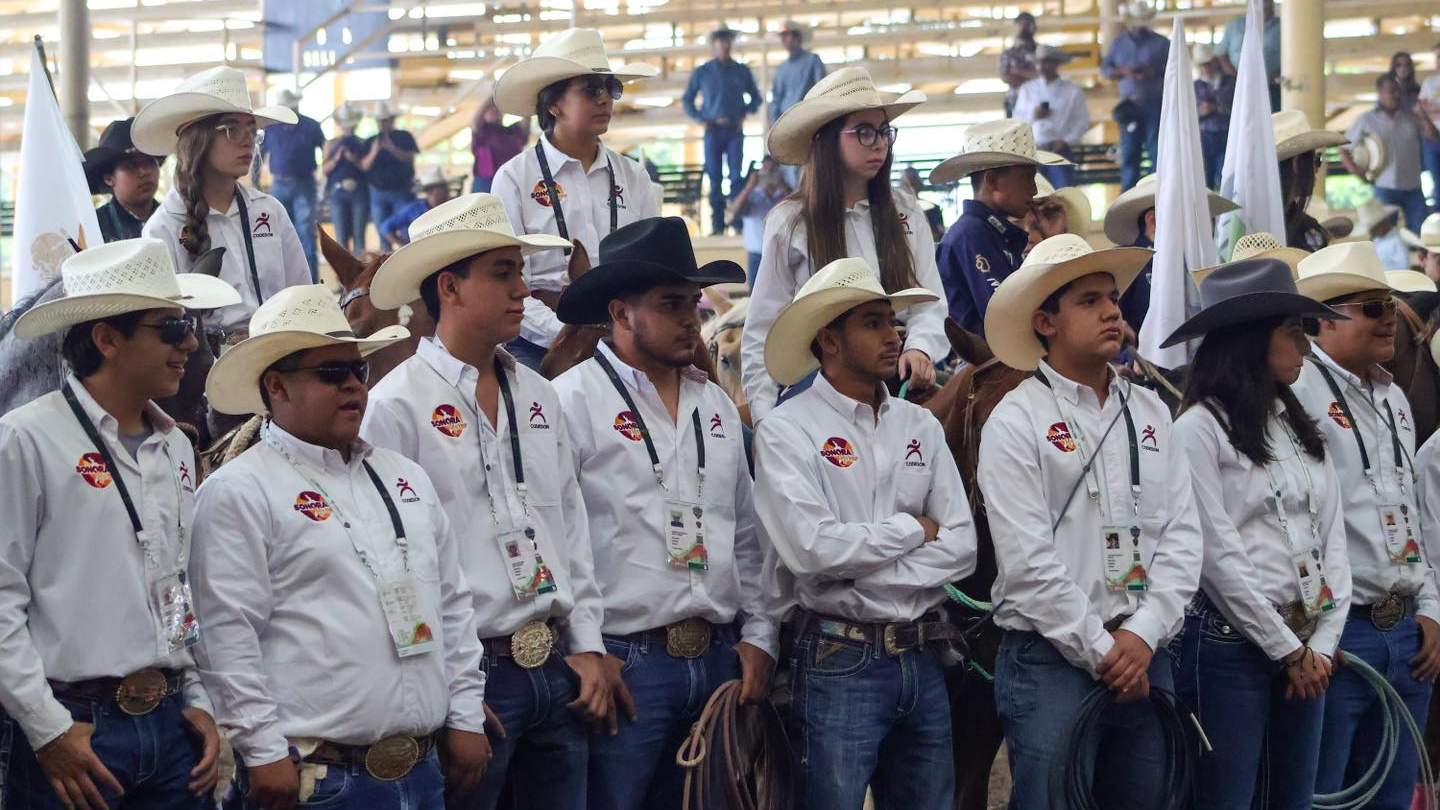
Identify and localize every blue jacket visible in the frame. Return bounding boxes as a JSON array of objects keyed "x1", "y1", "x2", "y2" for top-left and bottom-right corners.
[
  {"x1": 937, "y1": 199, "x2": 1030, "y2": 335},
  {"x1": 683, "y1": 59, "x2": 761, "y2": 124}
]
